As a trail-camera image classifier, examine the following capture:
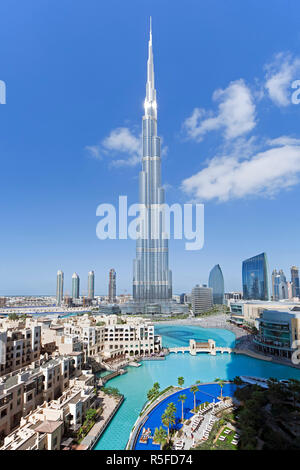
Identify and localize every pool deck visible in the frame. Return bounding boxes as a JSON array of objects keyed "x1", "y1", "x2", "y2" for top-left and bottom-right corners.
[{"x1": 127, "y1": 382, "x2": 237, "y2": 451}]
